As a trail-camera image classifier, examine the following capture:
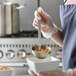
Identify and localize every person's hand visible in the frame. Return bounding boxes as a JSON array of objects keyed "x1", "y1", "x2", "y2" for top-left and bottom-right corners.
[
  {"x1": 28, "y1": 69, "x2": 68, "y2": 76},
  {"x1": 33, "y1": 7, "x2": 58, "y2": 39},
  {"x1": 28, "y1": 70, "x2": 37, "y2": 76}
]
